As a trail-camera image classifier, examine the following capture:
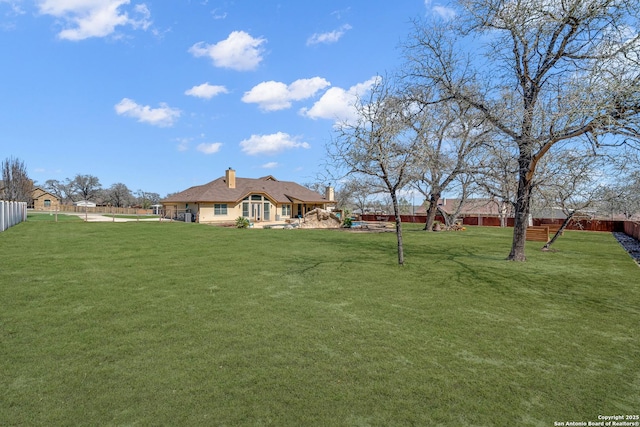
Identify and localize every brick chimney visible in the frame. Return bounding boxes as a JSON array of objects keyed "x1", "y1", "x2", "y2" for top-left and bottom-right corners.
[{"x1": 225, "y1": 168, "x2": 236, "y2": 189}]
